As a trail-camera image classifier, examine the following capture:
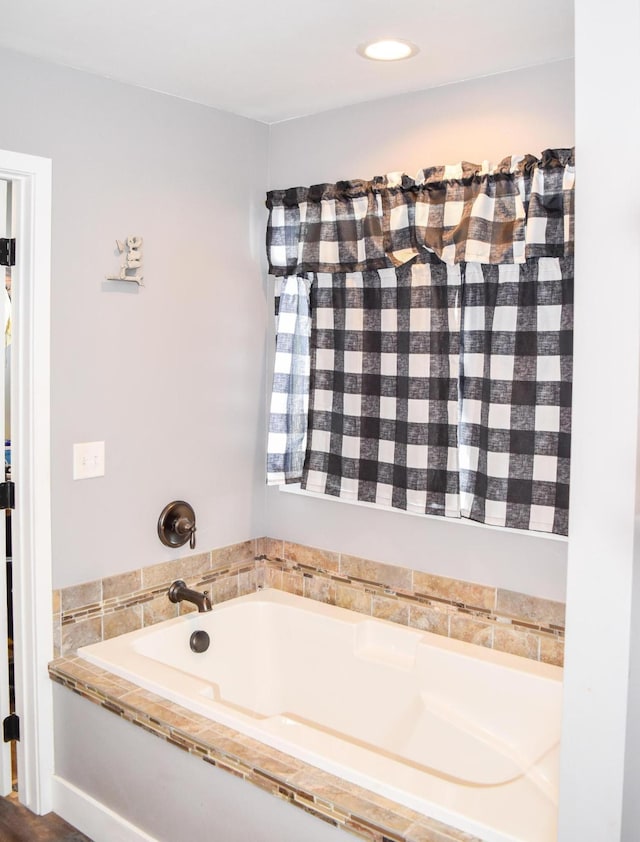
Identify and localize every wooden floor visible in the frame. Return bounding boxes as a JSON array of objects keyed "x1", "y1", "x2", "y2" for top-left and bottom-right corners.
[{"x1": 0, "y1": 794, "x2": 92, "y2": 842}]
